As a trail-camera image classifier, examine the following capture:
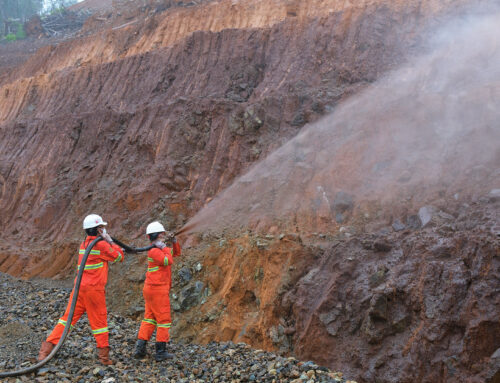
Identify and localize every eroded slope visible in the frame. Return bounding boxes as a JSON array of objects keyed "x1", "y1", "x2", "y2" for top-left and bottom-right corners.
[{"x1": 0, "y1": 1, "x2": 498, "y2": 382}]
